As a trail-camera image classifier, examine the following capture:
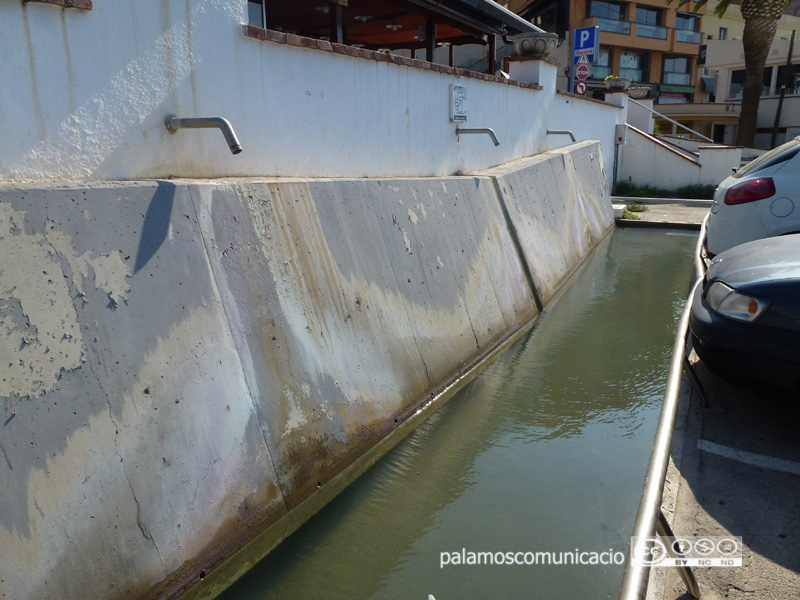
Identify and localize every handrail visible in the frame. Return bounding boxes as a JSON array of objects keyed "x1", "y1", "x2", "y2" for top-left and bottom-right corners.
[
  {"x1": 617, "y1": 215, "x2": 708, "y2": 600},
  {"x1": 618, "y1": 278, "x2": 702, "y2": 600},
  {"x1": 695, "y1": 213, "x2": 709, "y2": 280},
  {"x1": 628, "y1": 98, "x2": 714, "y2": 143}
]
